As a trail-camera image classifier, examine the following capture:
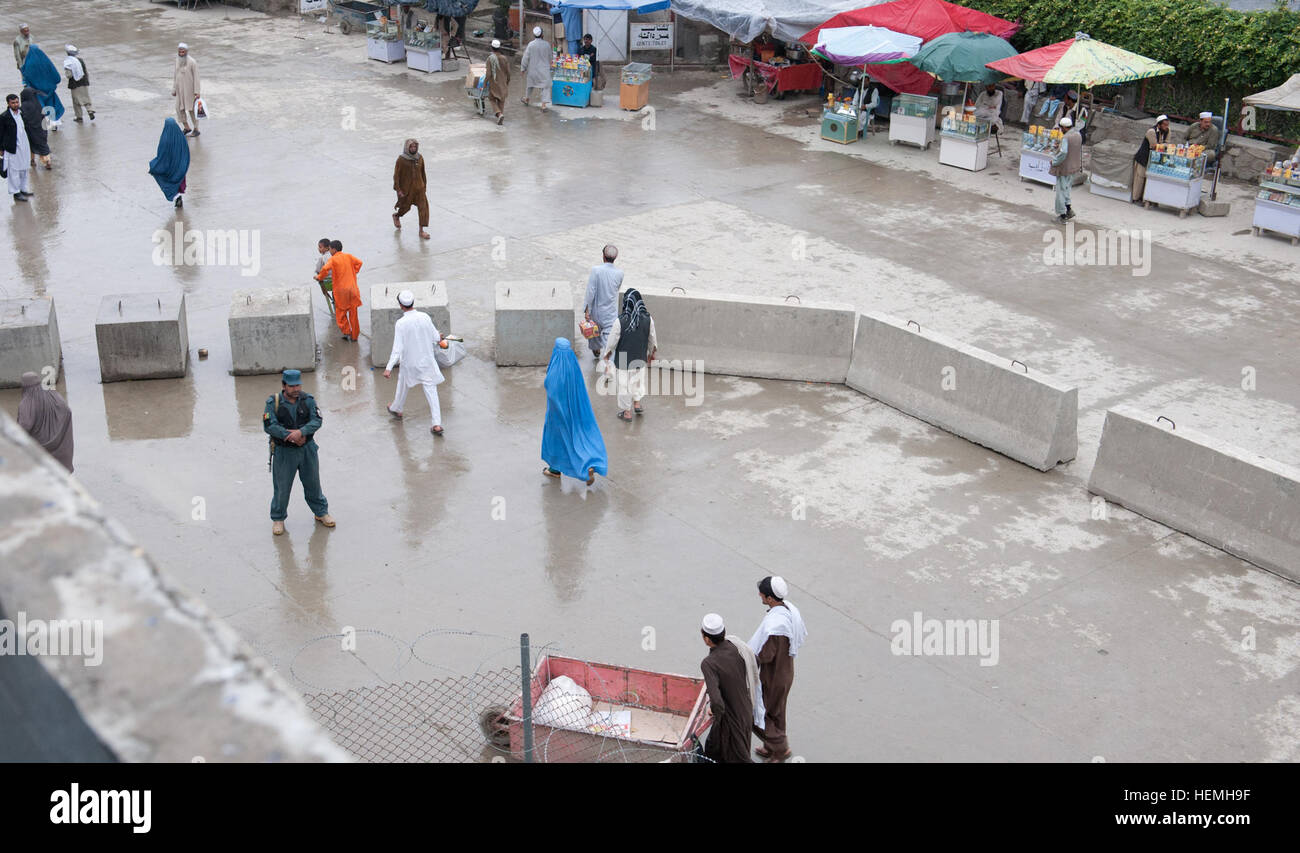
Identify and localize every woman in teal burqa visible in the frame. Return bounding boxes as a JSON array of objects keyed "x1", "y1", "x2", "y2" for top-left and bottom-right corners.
[
  {"x1": 542, "y1": 338, "x2": 608, "y2": 485},
  {"x1": 148, "y1": 117, "x2": 190, "y2": 209}
]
